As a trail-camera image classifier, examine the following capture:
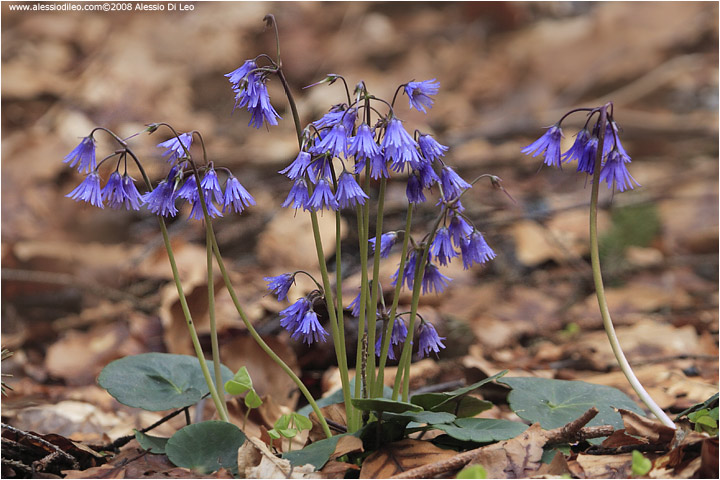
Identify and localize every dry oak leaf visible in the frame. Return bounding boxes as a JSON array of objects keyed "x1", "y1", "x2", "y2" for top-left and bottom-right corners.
[
  {"x1": 467, "y1": 423, "x2": 547, "y2": 479},
  {"x1": 360, "y1": 438, "x2": 457, "y2": 478},
  {"x1": 240, "y1": 436, "x2": 319, "y2": 479}
]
